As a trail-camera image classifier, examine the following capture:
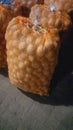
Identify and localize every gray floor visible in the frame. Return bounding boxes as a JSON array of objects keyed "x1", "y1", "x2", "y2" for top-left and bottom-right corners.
[{"x1": 0, "y1": 69, "x2": 73, "y2": 130}]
